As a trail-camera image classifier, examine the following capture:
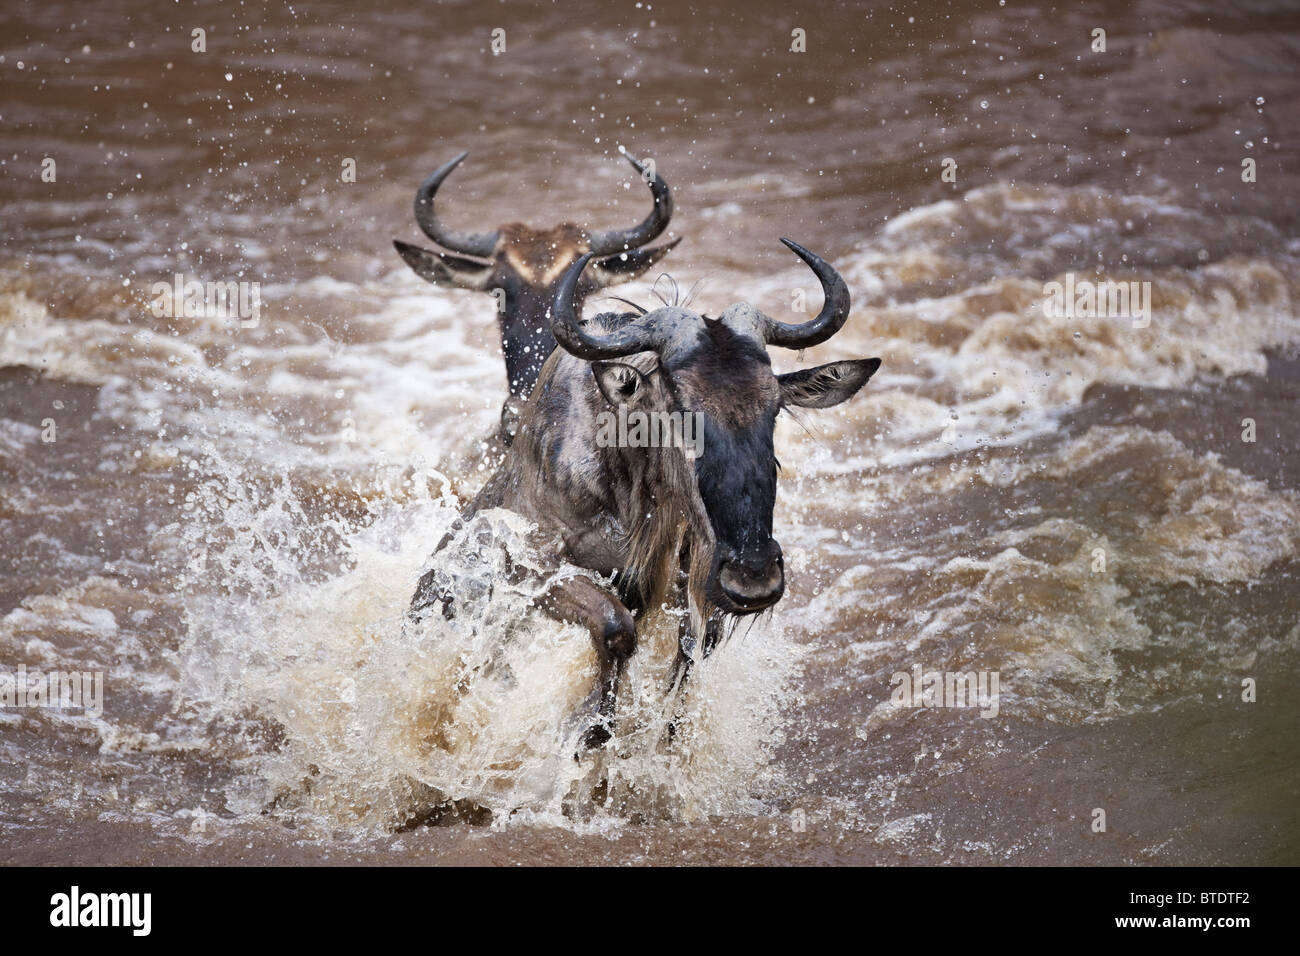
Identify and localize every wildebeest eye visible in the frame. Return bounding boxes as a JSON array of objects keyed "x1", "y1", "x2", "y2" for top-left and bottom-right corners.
[{"x1": 592, "y1": 361, "x2": 644, "y2": 404}]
